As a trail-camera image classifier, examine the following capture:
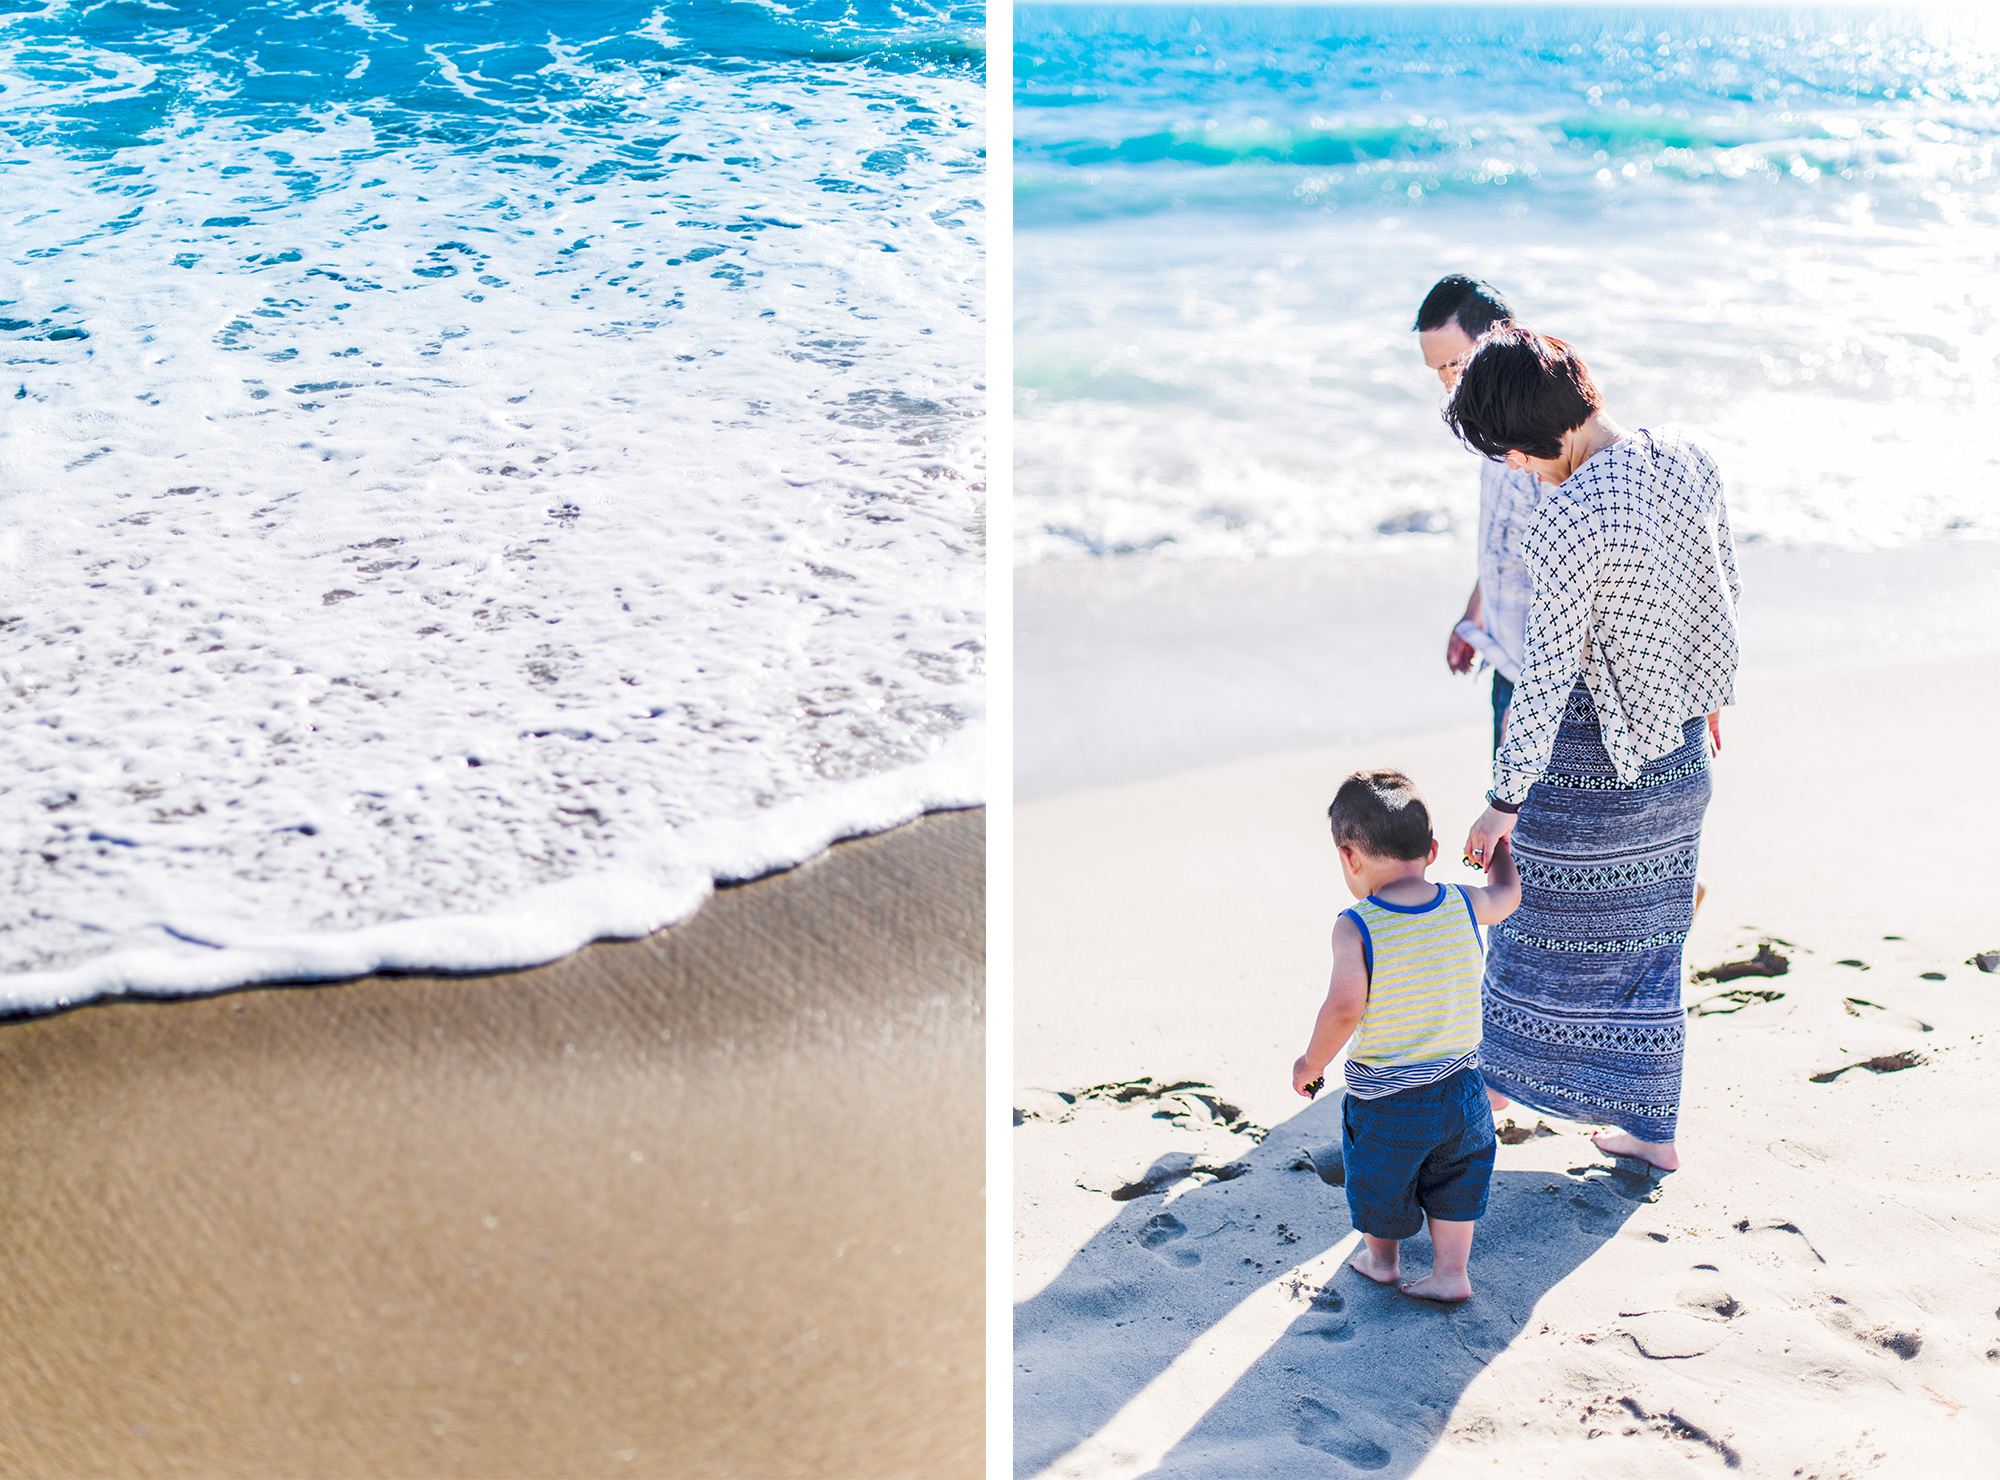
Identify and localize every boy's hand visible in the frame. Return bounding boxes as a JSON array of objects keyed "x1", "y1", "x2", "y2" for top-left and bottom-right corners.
[
  {"x1": 1292, "y1": 1056, "x2": 1323, "y2": 1098},
  {"x1": 1465, "y1": 830, "x2": 1522, "y2": 923}
]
